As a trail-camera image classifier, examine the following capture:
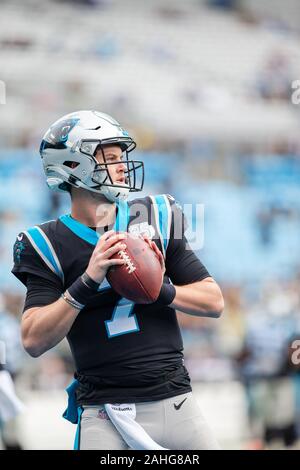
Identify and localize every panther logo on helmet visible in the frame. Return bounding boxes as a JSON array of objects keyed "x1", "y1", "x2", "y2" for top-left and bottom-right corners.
[{"x1": 41, "y1": 118, "x2": 80, "y2": 150}]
